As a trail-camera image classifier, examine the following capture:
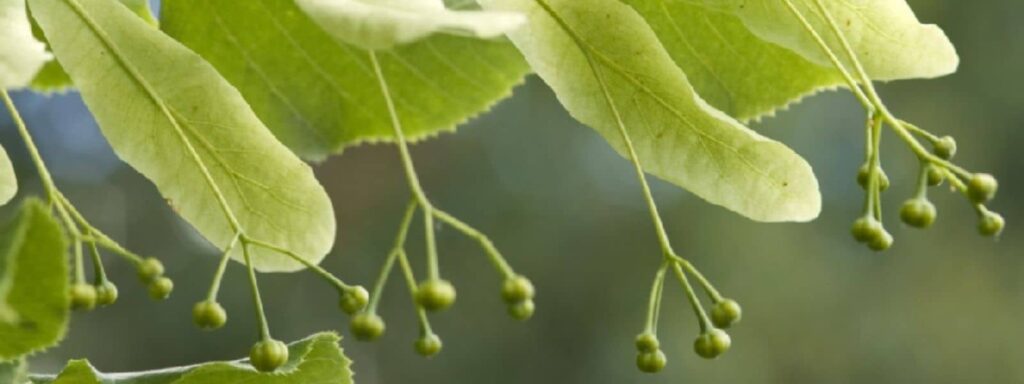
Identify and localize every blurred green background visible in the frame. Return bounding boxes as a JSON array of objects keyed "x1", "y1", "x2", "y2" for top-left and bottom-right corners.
[{"x1": 1, "y1": 1, "x2": 1021, "y2": 383}]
